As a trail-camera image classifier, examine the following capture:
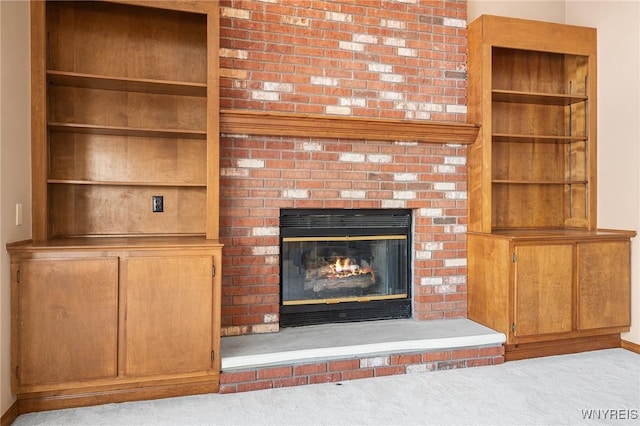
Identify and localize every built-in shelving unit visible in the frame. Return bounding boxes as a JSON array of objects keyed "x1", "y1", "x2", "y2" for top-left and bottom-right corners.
[
  {"x1": 31, "y1": 0, "x2": 220, "y2": 240},
  {"x1": 467, "y1": 15, "x2": 635, "y2": 360},
  {"x1": 481, "y1": 42, "x2": 592, "y2": 230},
  {"x1": 8, "y1": 0, "x2": 222, "y2": 414}
]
